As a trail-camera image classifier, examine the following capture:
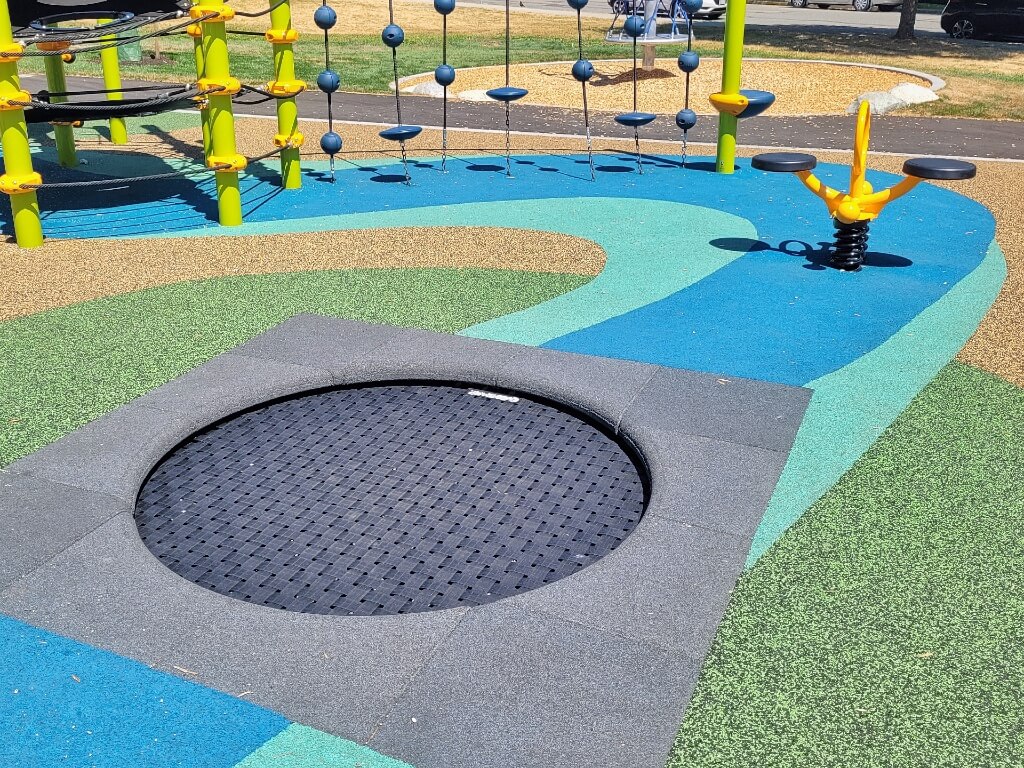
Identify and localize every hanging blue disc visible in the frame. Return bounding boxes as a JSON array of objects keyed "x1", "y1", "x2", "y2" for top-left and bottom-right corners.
[
  {"x1": 434, "y1": 0, "x2": 456, "y2": 14},
  {"x1": 572, "y1": 59, "x2": 594, "y2": 83},
  {"x1": 675, "y1": 108, "x2": 697, "y2": 130},
  {"x1": 320, "y1": 131, "x2": 342, "y2": 155},
  {"x1": 317, "y1": 69, "x2": 340, "y2": 93},
  {"x1": 382, "y1": 23, "x2": 405, "y2": 47},
  {"x1": 486, "y1": 86, "x2": 529, "y2": 102},
  {"x1": 678, "y1": 51, "x2": 699, "y2": 73},
  {"x1": 566, "y1": 0, "x2": 589, "y2": 8},
  {"x1": 379, "y1": 125, "x2": 423, "y2": 142},
  {"x1": 435, "y1": 64, "x2": 456, "y2": 87},
  {"x1": 623, "y1": 14, "x2": 646, "y2": 37},
  {"x1": 615, "y1": 111, "x2": 657, "y2": 127},
  {"x1": 737, "y1": 89, "x2": 776, "y2": 119},
  {"x1": 682, "y1": 0, "x2": 703, "y2": 14},
  {"x1": 313, "y1": 5, "x2": 337, "y2": 30}
]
